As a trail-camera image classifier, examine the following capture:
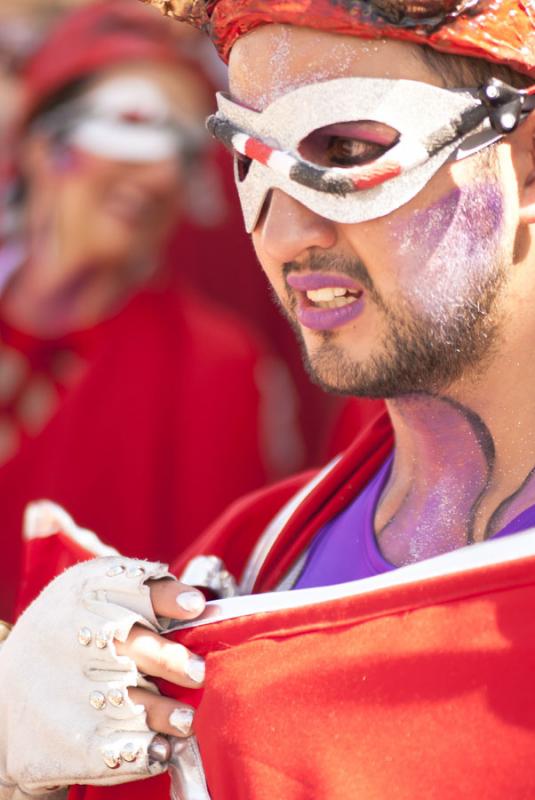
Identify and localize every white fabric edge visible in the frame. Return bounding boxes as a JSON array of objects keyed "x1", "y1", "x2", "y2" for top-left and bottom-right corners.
[
  {"x1": 239, "y1": 456, "x2": 341, "y2": 594},
  {"x1": 174, "y1": 526, "x2": 535, "y2": 632},
  {"x1": 23, "y1": 501, "x2": 119, "y2": 557}
]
